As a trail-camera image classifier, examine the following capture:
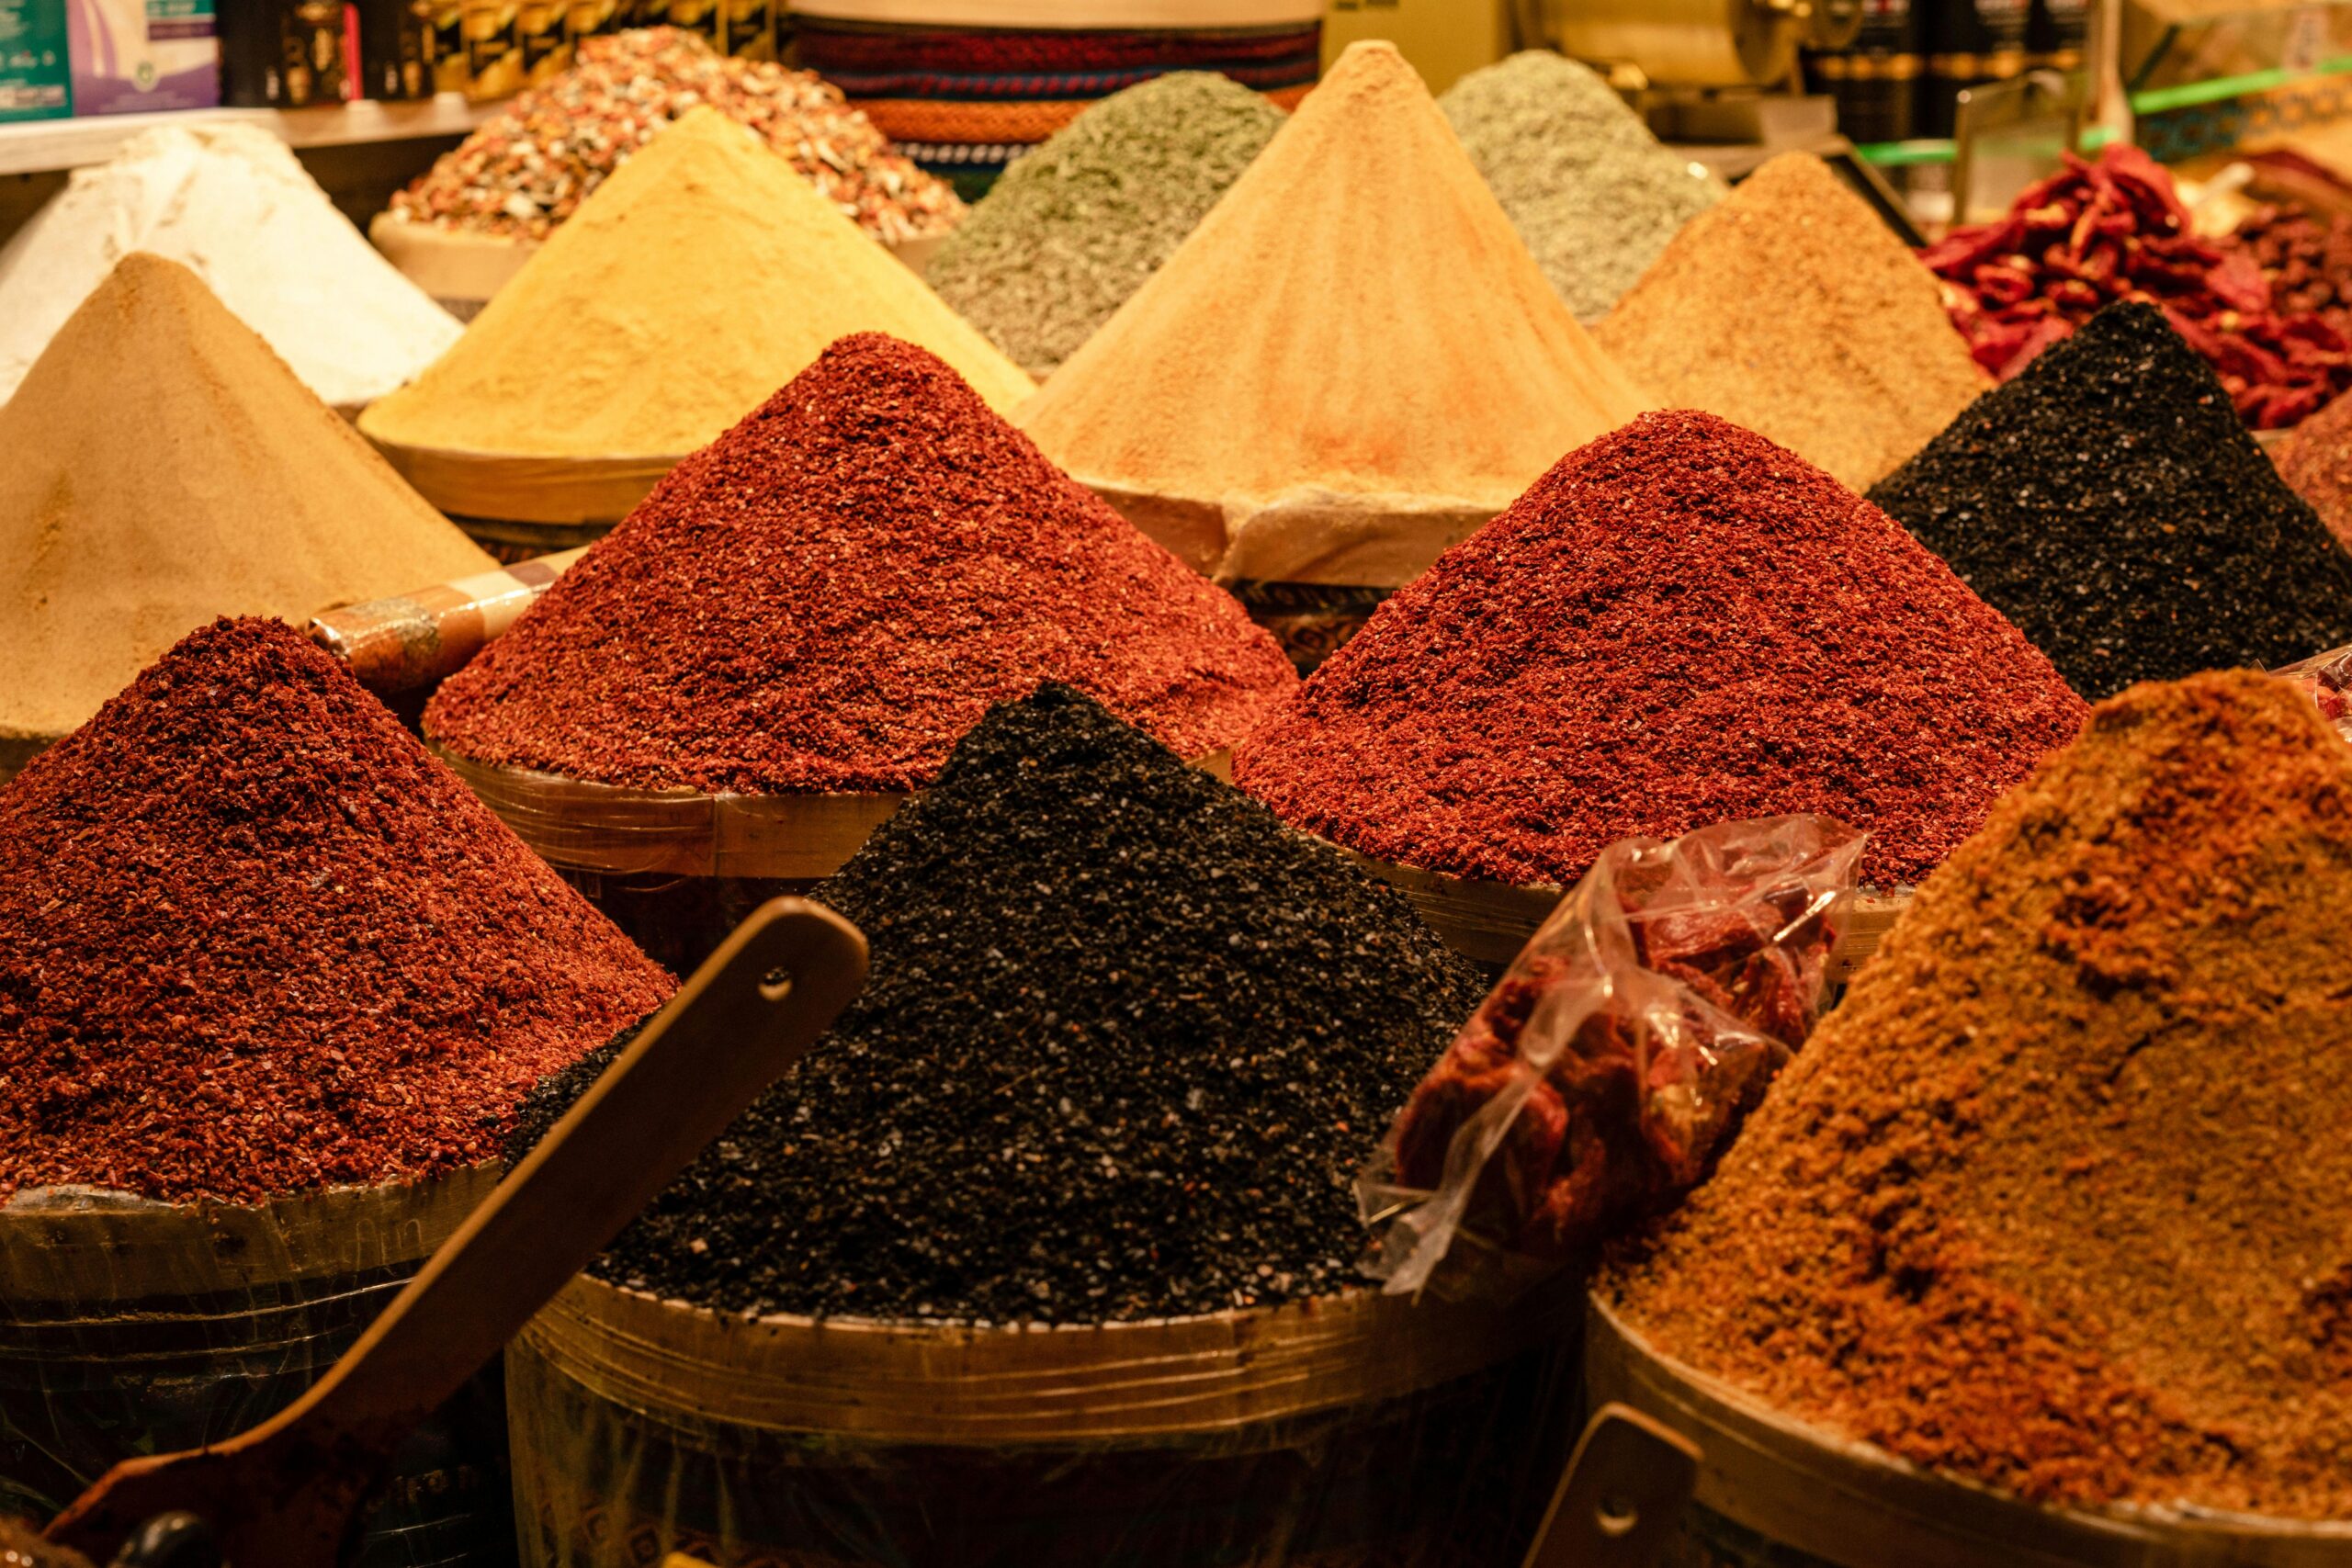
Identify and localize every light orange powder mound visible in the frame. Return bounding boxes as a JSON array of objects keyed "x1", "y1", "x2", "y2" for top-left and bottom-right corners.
[
  {"x1": 1594, "y1": 152, "x2": 1988, "y2": 492},
  {"x1": 360, "y1": 107, "x2": 1035, "y2": 458},
  {"x1": 1015, "y1": 41, "x2": 1650, "y2": 585},
  {"x1": 0, "y1": 253, "x2": 492, "y2": 744}
]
